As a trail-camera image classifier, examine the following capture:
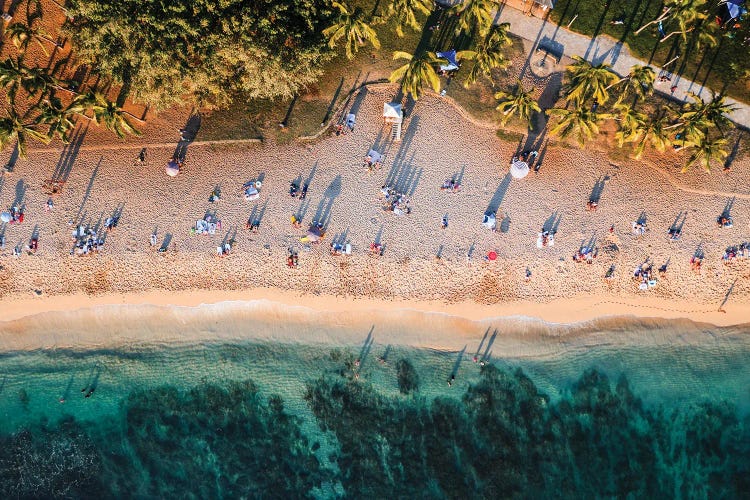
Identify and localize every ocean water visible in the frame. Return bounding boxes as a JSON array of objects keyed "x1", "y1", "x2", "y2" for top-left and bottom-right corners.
[{"x1": 0, "y1": 310, "x2": 749, "y2": 498}]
